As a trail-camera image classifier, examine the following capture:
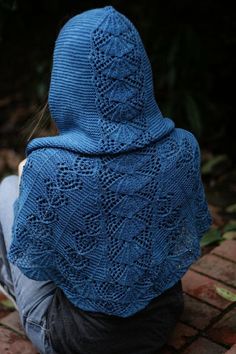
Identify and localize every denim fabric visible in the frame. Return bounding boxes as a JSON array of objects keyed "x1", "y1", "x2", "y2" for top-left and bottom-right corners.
[
  {"x1": 0, "y1": 175, "x2": 56, "y2": 354},
  {"x1": 0, "y1": 174, "x2": 184, "y2": 354}
]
